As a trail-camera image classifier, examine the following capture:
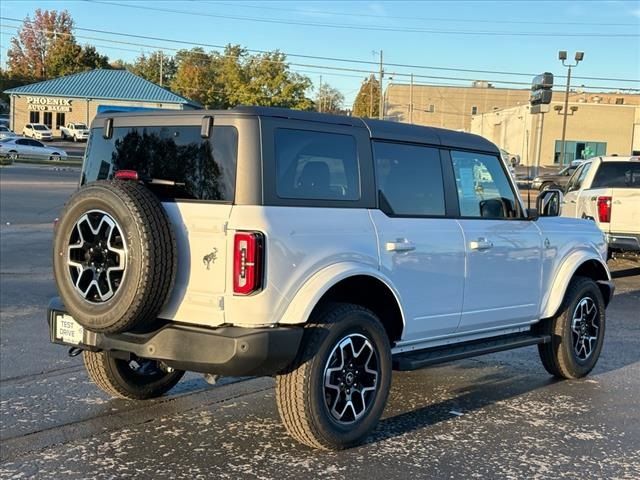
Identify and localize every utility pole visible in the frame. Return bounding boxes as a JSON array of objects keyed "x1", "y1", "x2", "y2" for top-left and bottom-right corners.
[
  {"x1": 369, "y1": 77, "x2": 373, "y2": 118},
  {"x1": 318, "y1": 75, "x2": 323, "y2": 113},
  {"x1": 558, "y1": 51, "x2": 584, "y2": 165},
  {"x1": 159, "y1": 51, "x2": 164, "y2": 87},
  {"x1": 409, "y1": 73, "x2": 414, "y2": 124},
  {"x1": 378, "y1": 50, "x2": 384, "y2": 120}
]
